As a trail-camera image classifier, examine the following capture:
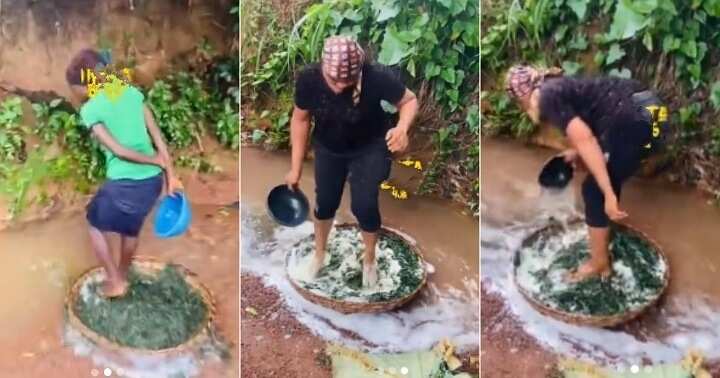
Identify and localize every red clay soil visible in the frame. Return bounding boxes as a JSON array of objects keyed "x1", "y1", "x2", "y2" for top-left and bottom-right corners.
[
  {"x1": 481, "y1": 285, "x2": 720, "y2": 377},
  {"x1": 241, "y1": 274, "x2": 332, "y2": 378},
  {"x1": 481, "y1": 285, "x2": 557, "y2": 378},
  {"x1": 241, "y1": 274, "x2": 479, "y2": 377}
]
